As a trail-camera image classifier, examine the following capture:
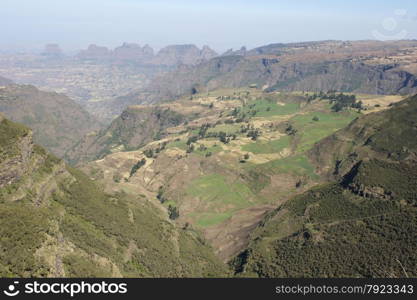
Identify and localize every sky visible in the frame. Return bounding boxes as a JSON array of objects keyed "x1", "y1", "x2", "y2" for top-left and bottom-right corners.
[{"x1": 1, "y1": 0, "x2": 417, "y2": 53}]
